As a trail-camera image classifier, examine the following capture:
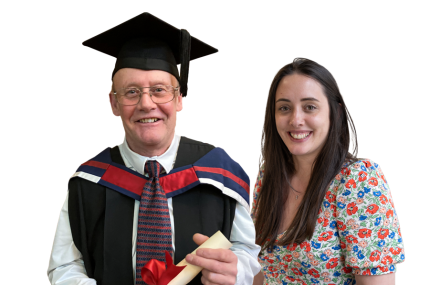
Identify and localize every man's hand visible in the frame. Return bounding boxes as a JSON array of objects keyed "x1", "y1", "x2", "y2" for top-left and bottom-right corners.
[{"x1": 185, "y1": 233, "x2": 238, "y2": 285}]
